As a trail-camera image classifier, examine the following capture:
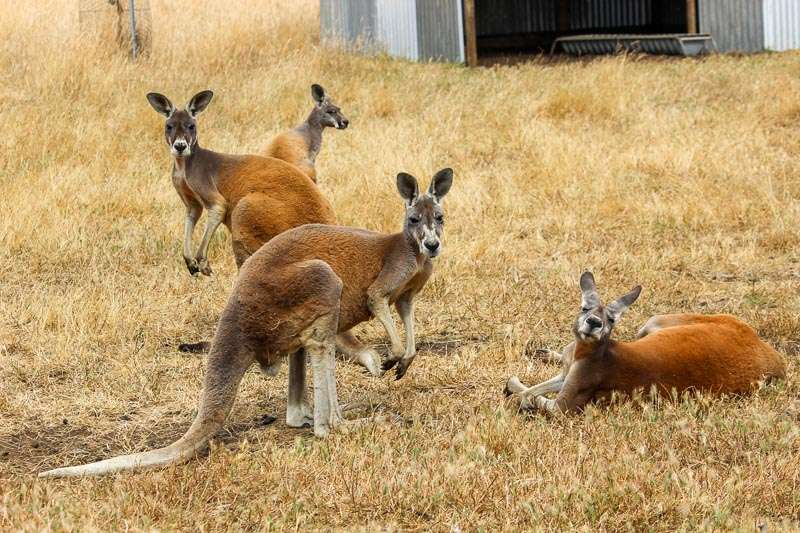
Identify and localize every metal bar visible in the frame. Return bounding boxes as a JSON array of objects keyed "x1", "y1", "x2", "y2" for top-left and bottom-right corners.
[
  {"x1": 686, "y1": 0, "x2": 697, "y2": 33},
  {"x1": 129, "y1": 0, "x2": 138, "y2": 60},
  {"x1": 463, "y1": 0, "x2": 478, "y2": 66}
]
